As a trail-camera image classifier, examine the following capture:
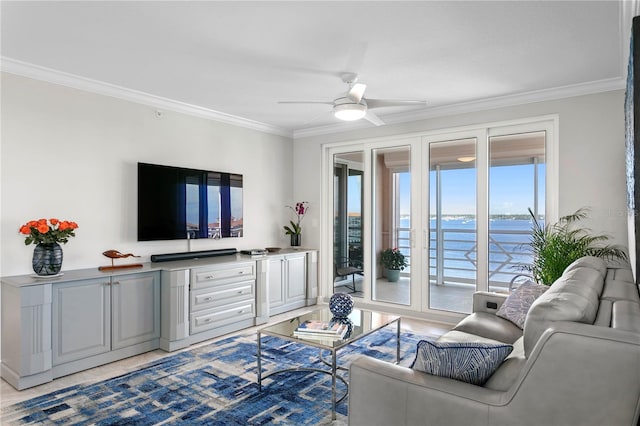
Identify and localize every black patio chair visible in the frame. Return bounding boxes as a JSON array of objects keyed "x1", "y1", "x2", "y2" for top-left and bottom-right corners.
[{"x1": 334, "y1": 256, "x2": 363, "y2": 293}]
